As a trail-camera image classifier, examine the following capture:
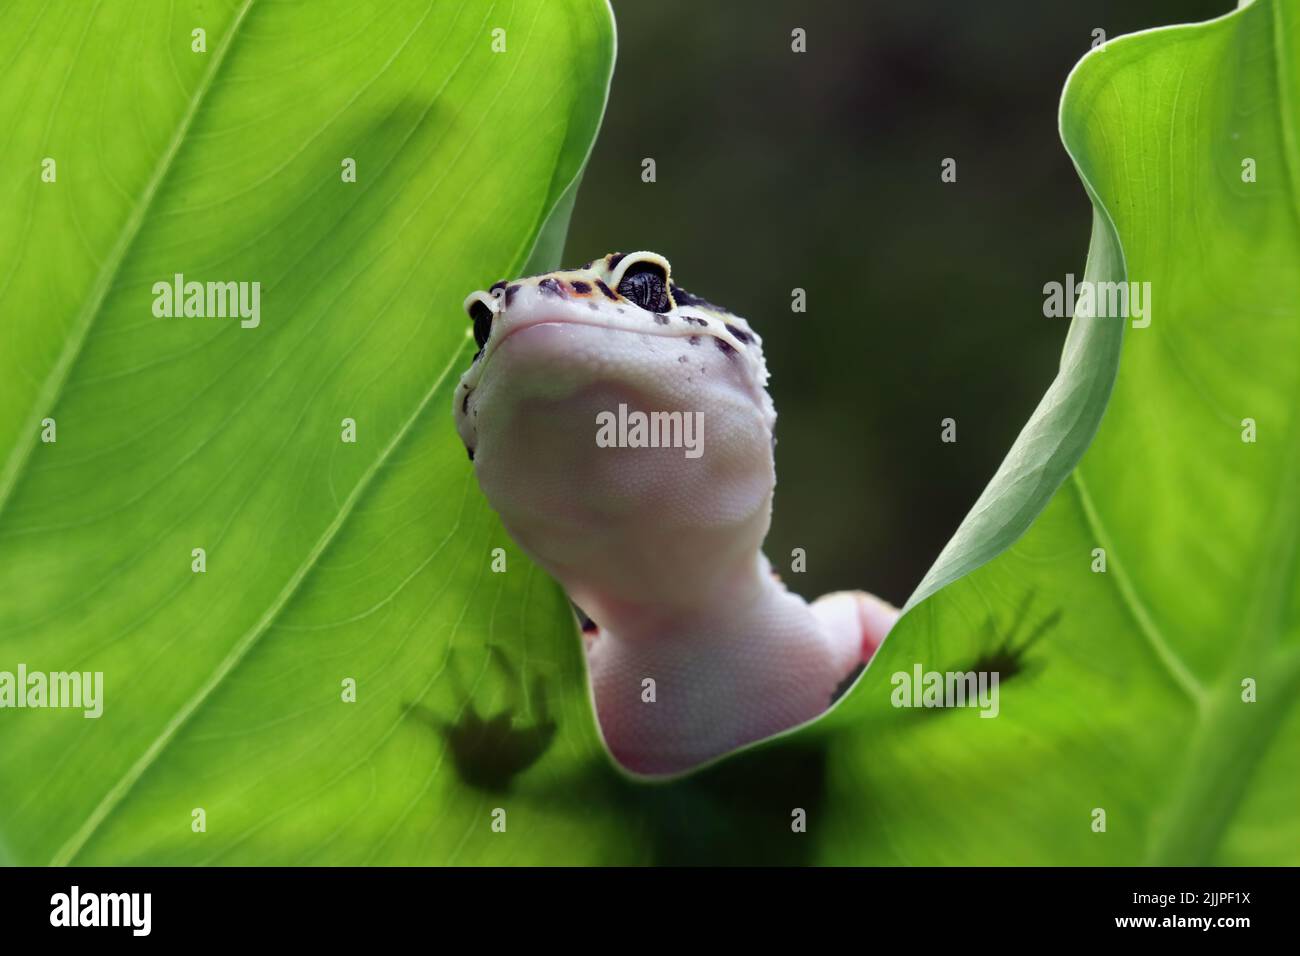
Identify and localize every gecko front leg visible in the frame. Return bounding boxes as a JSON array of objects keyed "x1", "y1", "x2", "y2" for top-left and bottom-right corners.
[
  {"x1": 584, "y1": 561, "x2": 899, "y2": 774},
  {"x1": 810, "y1": 589, "x2": 899, "y2": 669}
]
